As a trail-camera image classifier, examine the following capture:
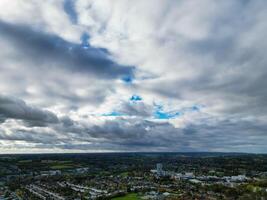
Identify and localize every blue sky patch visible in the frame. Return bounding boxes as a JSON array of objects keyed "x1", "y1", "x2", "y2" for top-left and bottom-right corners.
[
  {"x1": 102, "y1": 111, "x2": 124, "y2": 117},
  {"x1": 153, "y1": 104, "x2": 202, "y2": 119},
  {"x1": 81, "y1": 33, "x2": 90, "y2": 49},
  {"x1": 130, "y1": 95, "x2": 142, "y2": 101},
  {"x1": 154, "y1": 110, "x2": 181, "y2": 119},
  {"x1": 154, "y1": 104, "x2": 181, "y2": 119},
  {"x1": 122, "y1": 75, "x2": 133, "y2": 84}
]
